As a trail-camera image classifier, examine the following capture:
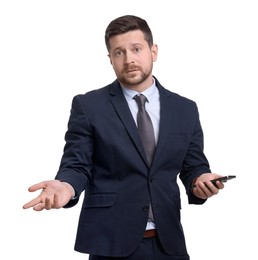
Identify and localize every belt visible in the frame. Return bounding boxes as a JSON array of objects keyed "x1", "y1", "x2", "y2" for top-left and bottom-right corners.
[{"x1": 144, "y1": 229, "x2": 157, "y2": 238}]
